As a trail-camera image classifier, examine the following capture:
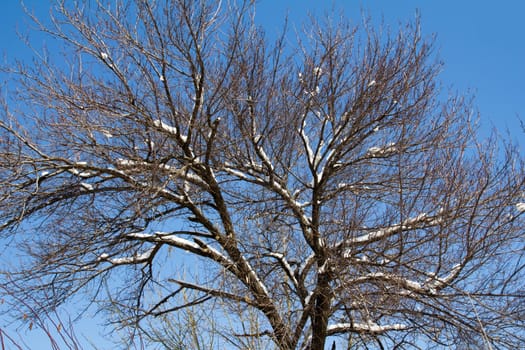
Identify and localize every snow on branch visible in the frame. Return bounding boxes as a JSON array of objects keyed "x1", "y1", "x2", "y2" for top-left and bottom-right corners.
[
  {"x1": 327, "y1": 322, "x2": 408, "y2": 335},
  {"x1": 127, "y1": 232, "x2": 236, "y2": 271},
  {"x1": 424, "y1": 263, "x2": 462, "y2": 292},
  {"x1": 345, "y1": 212, "x2": 438, "y2": 246},
  {"x1": 367, "y1": 142, "x2": 397, "y2": 157},
  {"x1": 99, "y1": 247, "x2": 155, "y2": 265},
  {"x1": 223, "y1": 163, "x2": 313, "y2": 239},
  {"x1": 153, "y1": 119, "x2": 188, "y2": 143},
  {"x1": 115, "y1": 159, "x2": 207, "y2": 188},
  {"x1": 68, "y1": 161, "x2": 95, "y2": 178},
  {"x1": 127, "y1": 231, "x2": 200, "y2": 251},
  {"x1": 254, "y1": 142, "x2": 274, "y2": 171},
  {"x1": 299, "y1": 125, "x2": 316, "y2": 167},
  {"x1": 266, "y1": 252, "x2": 299, "y2": 289},
  {"x1": 351, "y1": 264, "x2": 462, "y2": 296}
]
